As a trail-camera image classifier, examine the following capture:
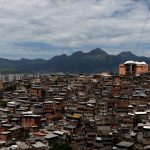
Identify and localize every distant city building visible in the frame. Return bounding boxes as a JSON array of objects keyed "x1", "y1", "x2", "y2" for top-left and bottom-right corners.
[{"x1": 119, "y1": 61, "x2": 149, "y2": 76}]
